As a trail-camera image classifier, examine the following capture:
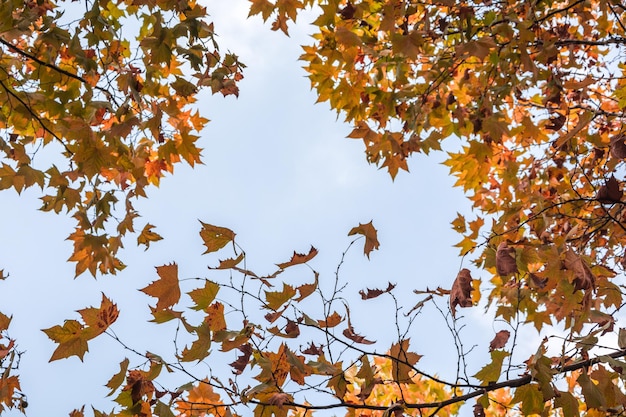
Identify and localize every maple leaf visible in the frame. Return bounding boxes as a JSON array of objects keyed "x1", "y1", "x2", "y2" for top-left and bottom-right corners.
[
  {"x1": 136, "y1": 223, "x2": 163, "y2": 250},
  {"x1": 389, "y1": 339, "x2": 422, "y2": 383},
  {"x1": 0, "y1": 339, "x2": 15, "y2": 360},
  {"x1": 0, "y1": 311, "x2": 11, "y2": 332},
  {"x1": 248, "y1": 0, "x2": 275, "y2": 21},
  {"x1": 597, "y1": 175, "x2": 623, "y2": 204},
  {"x1": 449, "y1": 268, "x2": 473, "y2": 318},
  {"x1": 205, "y1": 302, "x2": 227, "y2": 332},
  {"x1": 317, "y1": 311, "x2": 343, "y2": 328},
  {"x1": 348, "y1": 221, "x2": 380, "y2": 258},
  {"x1": 268, "y1": 392, "x2": 292, "y2": 408},
  {"x1": 489, "y1": 330, "x2": 510, "y2": 351},
  {"x1": 343, "y1": 305, "x2": 374, "y2": 344},
  {"x1": 78, "y1": 293, "x2": 119, "y2": 340},
  {"x1": 474, "y1": 350, "x2": 509, "y2": 384},
  {"x1": 106, "y1": 358, "x2": 130, "y2": 396},
  {"x1": 123, "y1": 369, "x2": 155, "y2": 404},
  {"x1": 264, "y1": 283, "x2": 296, "y2": 310},
  {"x1": 546, "y1": 113, "x2": 566, "y2": 131},
  {"x1": 359, "y1": 282, "x2": 396, "y2": 299},
  {"x1": 187, "y1": 280, "x2": 220, "y2": 311},
  {"x1": 610, "y1": 134, "x2": 626, "y2": 159},
  {"x1": 495, "y1": 242, "x2": 518, "y2": 276},
  {"x1": 276, "y1": 246, "x2": 318, "y2": 269},
  {"x1": 199, "y1": 222, "x2": 235, "y2": 254},
  {"x1": 42, "y1": 320, "x2": 88, "y2": 361},
  {"x1": 141, "y1": 263, "x2": 181, "y2": 310},
  {"x1": 563, "y1": 250, "x2": 596, "y2": 291},
  {"x1": 301, "y1": 342, "x2": 324, "y2": 356},
  {"x1": 230, "y1": 343, "x2": 252, "y2": 375},
  {"x1": 209, "y1": 253, "x2": 245, "y2": 270}
]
